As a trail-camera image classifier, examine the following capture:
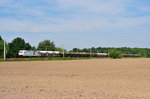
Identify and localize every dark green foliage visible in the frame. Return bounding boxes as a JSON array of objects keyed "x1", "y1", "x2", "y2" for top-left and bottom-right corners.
[
  {"x1": 55, "y1": 47, "x2": 66, "y2": 52},
  {"x1": 31, "y1": 46, "x2": 36, "y2": 50},
  {"x1": 72, "y1": 48, "x2": 80, "y2": 52},
  {"x1": 70, "y1": 47, "x2": 150, "y2": 57},
  {"x1": 0, "y1": 36, "x2": 9, "y2": 58},
  {"x1": 82, "y1": 48, "x2": 90, "y2": 52},
  {"x1": 91, "y1": 47, "x2": 96, "y2": 53},
  {"x1": 0, "y1": 36, "x2": 2, "y2": 41},
  {"x1": 24, "y1": 43, "x2": 32, "y2": 50},
  {"x1": 108, "y1": 49, "x2": 122, "y2": 59},
  {"x1": 0, "y1": 36, "x2": 8, "y2": 58},
  {"x1": 0, "y1": 37, "x2": 4, "y2": 58},
  {"x1": 7, "y1": 37, "x2": 32, "y2": 58},
  {"x1": 37, "y1": 40, "x2": 55, "y2": 51}
]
